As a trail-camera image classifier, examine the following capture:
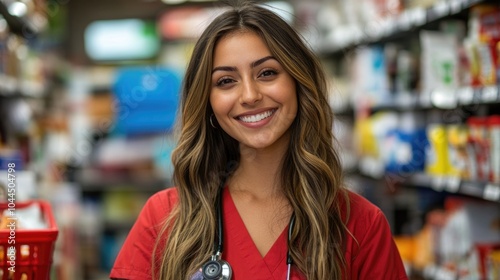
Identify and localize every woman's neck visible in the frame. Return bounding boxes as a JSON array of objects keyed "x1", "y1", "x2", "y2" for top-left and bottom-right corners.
[{"x1": 228, "y1": 145, "x2": 287, "y2": 200}]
